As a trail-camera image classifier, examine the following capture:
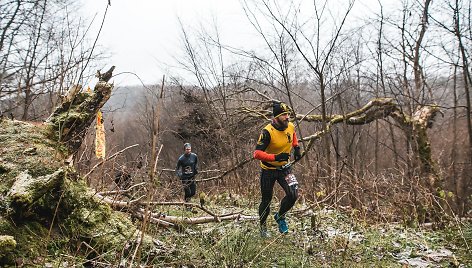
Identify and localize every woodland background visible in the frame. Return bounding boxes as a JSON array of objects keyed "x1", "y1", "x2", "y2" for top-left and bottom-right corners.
[{"x1": 1, "y1": 0, "x2": 472, "y2": 231}]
